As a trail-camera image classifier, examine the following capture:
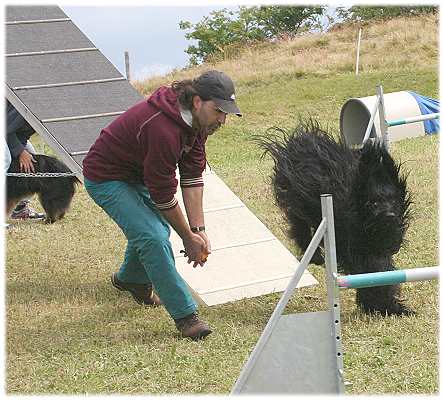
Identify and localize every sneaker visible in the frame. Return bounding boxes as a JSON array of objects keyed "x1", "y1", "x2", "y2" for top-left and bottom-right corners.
[
  {"x1": 175, "y1": 312, "x2": 212, "y2": 340},
  {"x1": 111, "y1": 273, "x2": 162, "y2": 306},
  {"x1": 11, "y1": 205, "x2": 45, "y2": 220}
]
